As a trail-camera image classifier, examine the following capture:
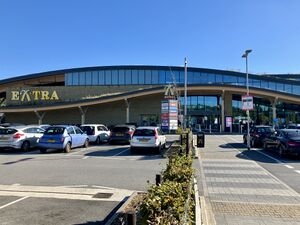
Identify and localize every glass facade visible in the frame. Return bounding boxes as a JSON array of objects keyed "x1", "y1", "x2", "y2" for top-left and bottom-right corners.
[
  {"x1": 179, "y1": 96, "x2": 221, "y2": 132},
  {"x1": 65, "y1": 68, "x2": 300, "y2": 96},
  {"x1": 232, "y1": 94, "x2": 300, "y2": 132}
]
